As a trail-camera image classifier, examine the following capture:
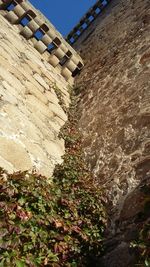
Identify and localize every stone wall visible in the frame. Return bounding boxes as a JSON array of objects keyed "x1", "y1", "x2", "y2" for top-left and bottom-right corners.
[
  {"x1": 66, "y1": 0, "x2": 109, "y2": 45},
  {"x1": 0, "y1": 13, "x2": 71, "y2": 177},
  {"x1": 0, "y1": 0, "x2": 84, "y2": 82},
  {"x1": 75, "y1": 0, "x2": 150, "y2": 216},
  {"x1": 74, "y1": 1, "x2": 150, "y2": 264}
]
